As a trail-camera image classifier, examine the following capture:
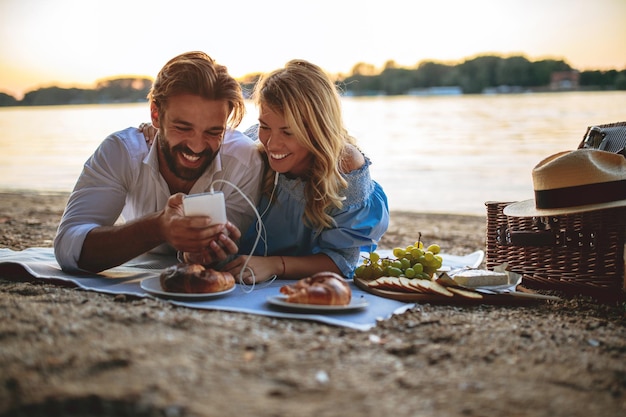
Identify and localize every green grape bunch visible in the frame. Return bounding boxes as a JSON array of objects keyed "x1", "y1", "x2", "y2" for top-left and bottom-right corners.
[{"x1": 355, "y1": 238, "x2": 443, "y2": 281}]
